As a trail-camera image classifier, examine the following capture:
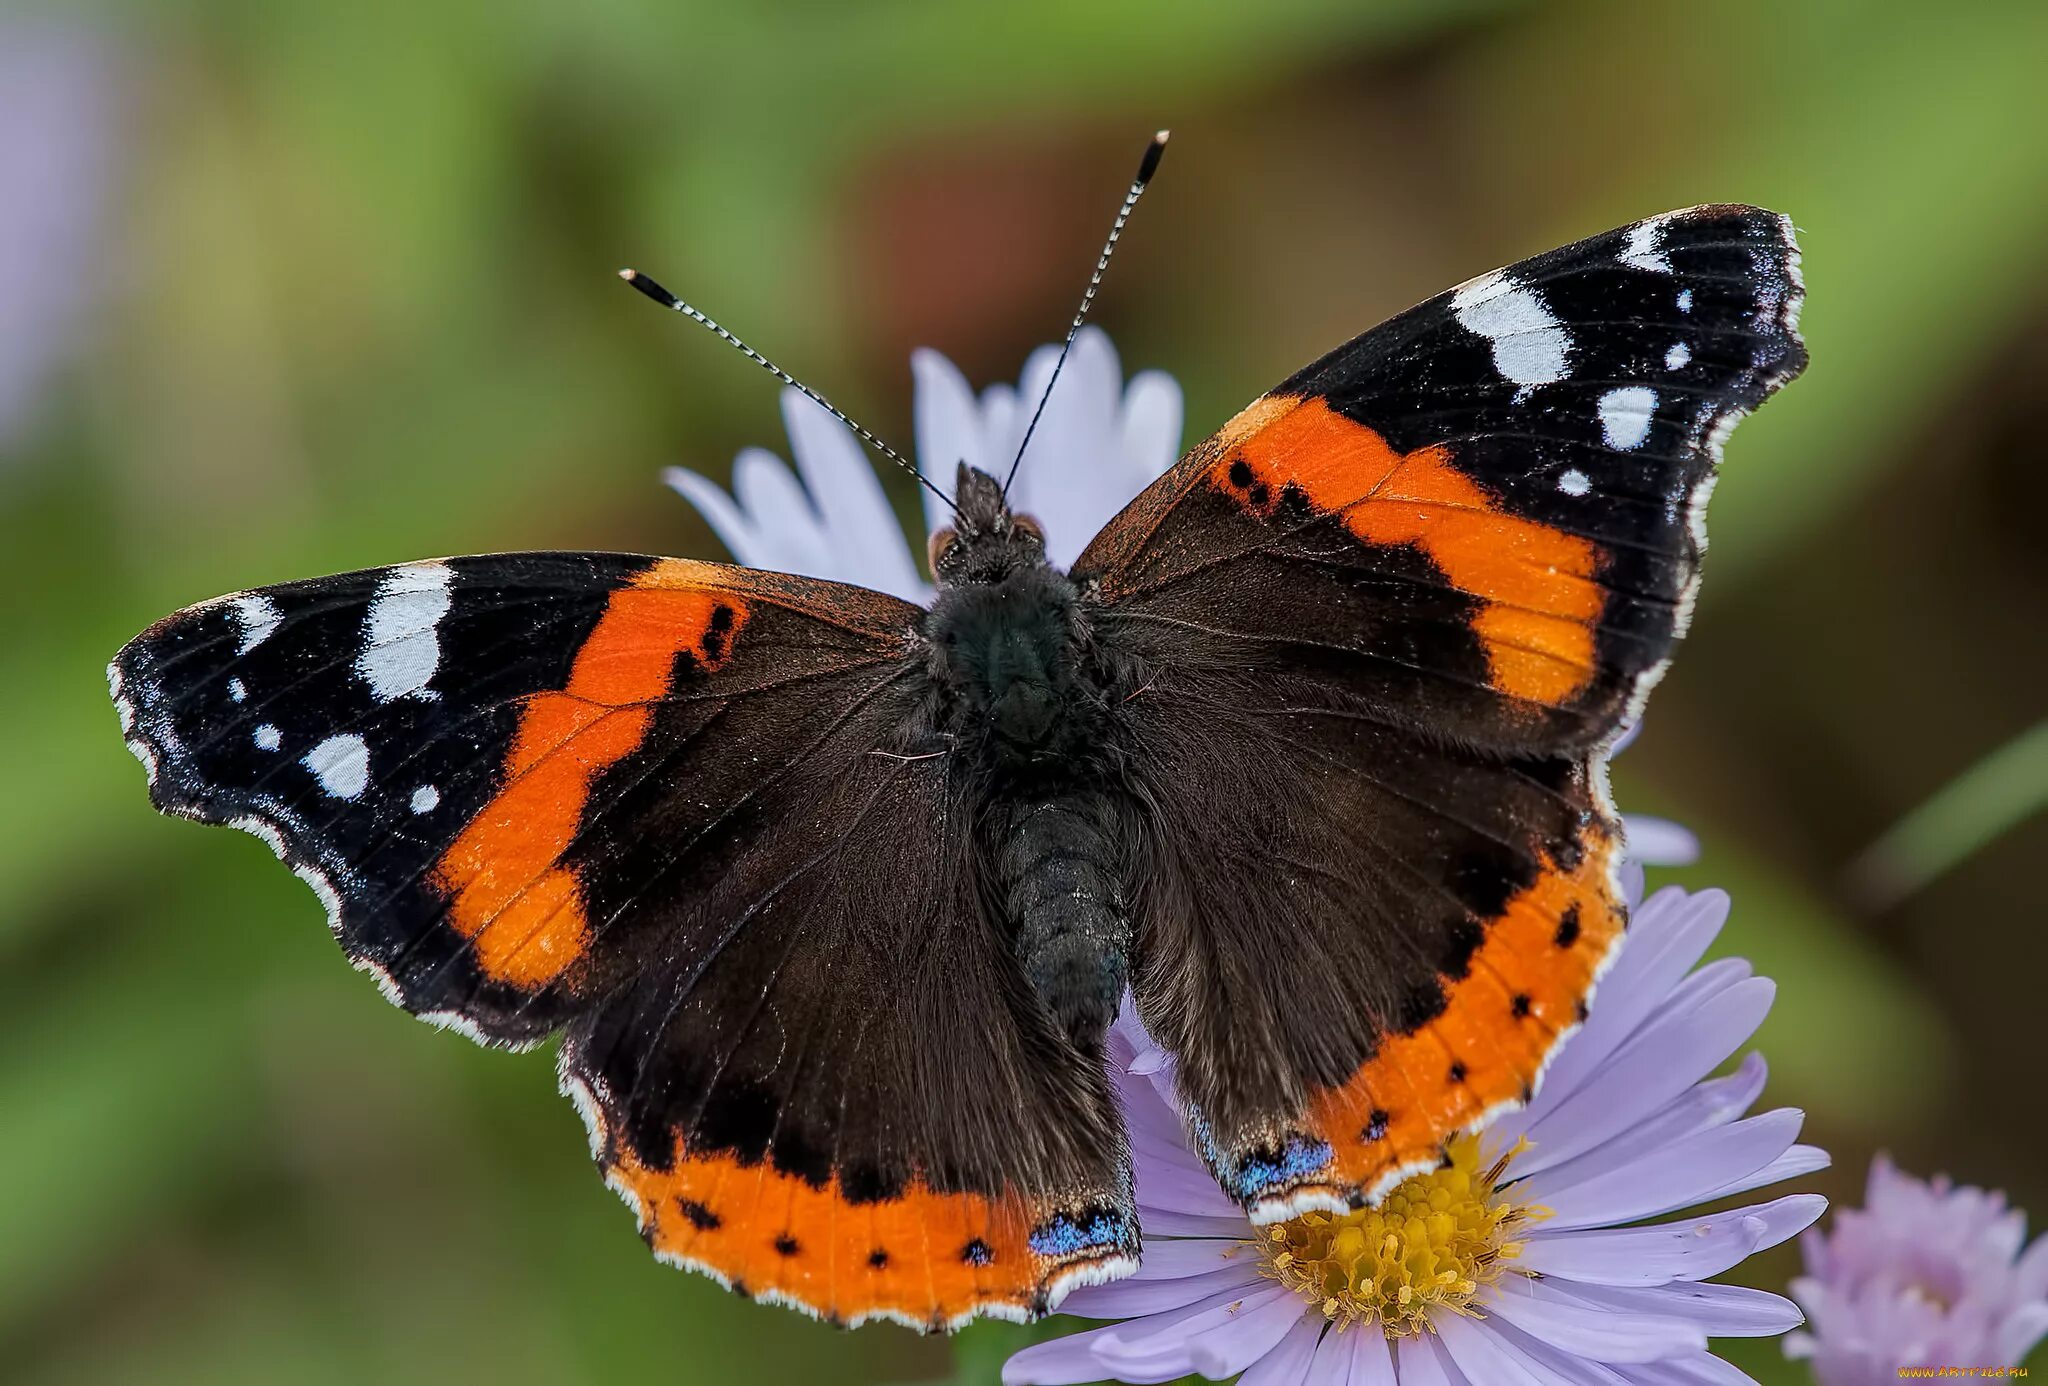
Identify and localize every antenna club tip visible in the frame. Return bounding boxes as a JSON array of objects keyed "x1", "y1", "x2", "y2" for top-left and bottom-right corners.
[
  {"x1": 617, "y1": 267, "x2": 637, "y2": 280},
  {"x1": 1137, "y1": 131, "x2": 1170, "y2": 184}
]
